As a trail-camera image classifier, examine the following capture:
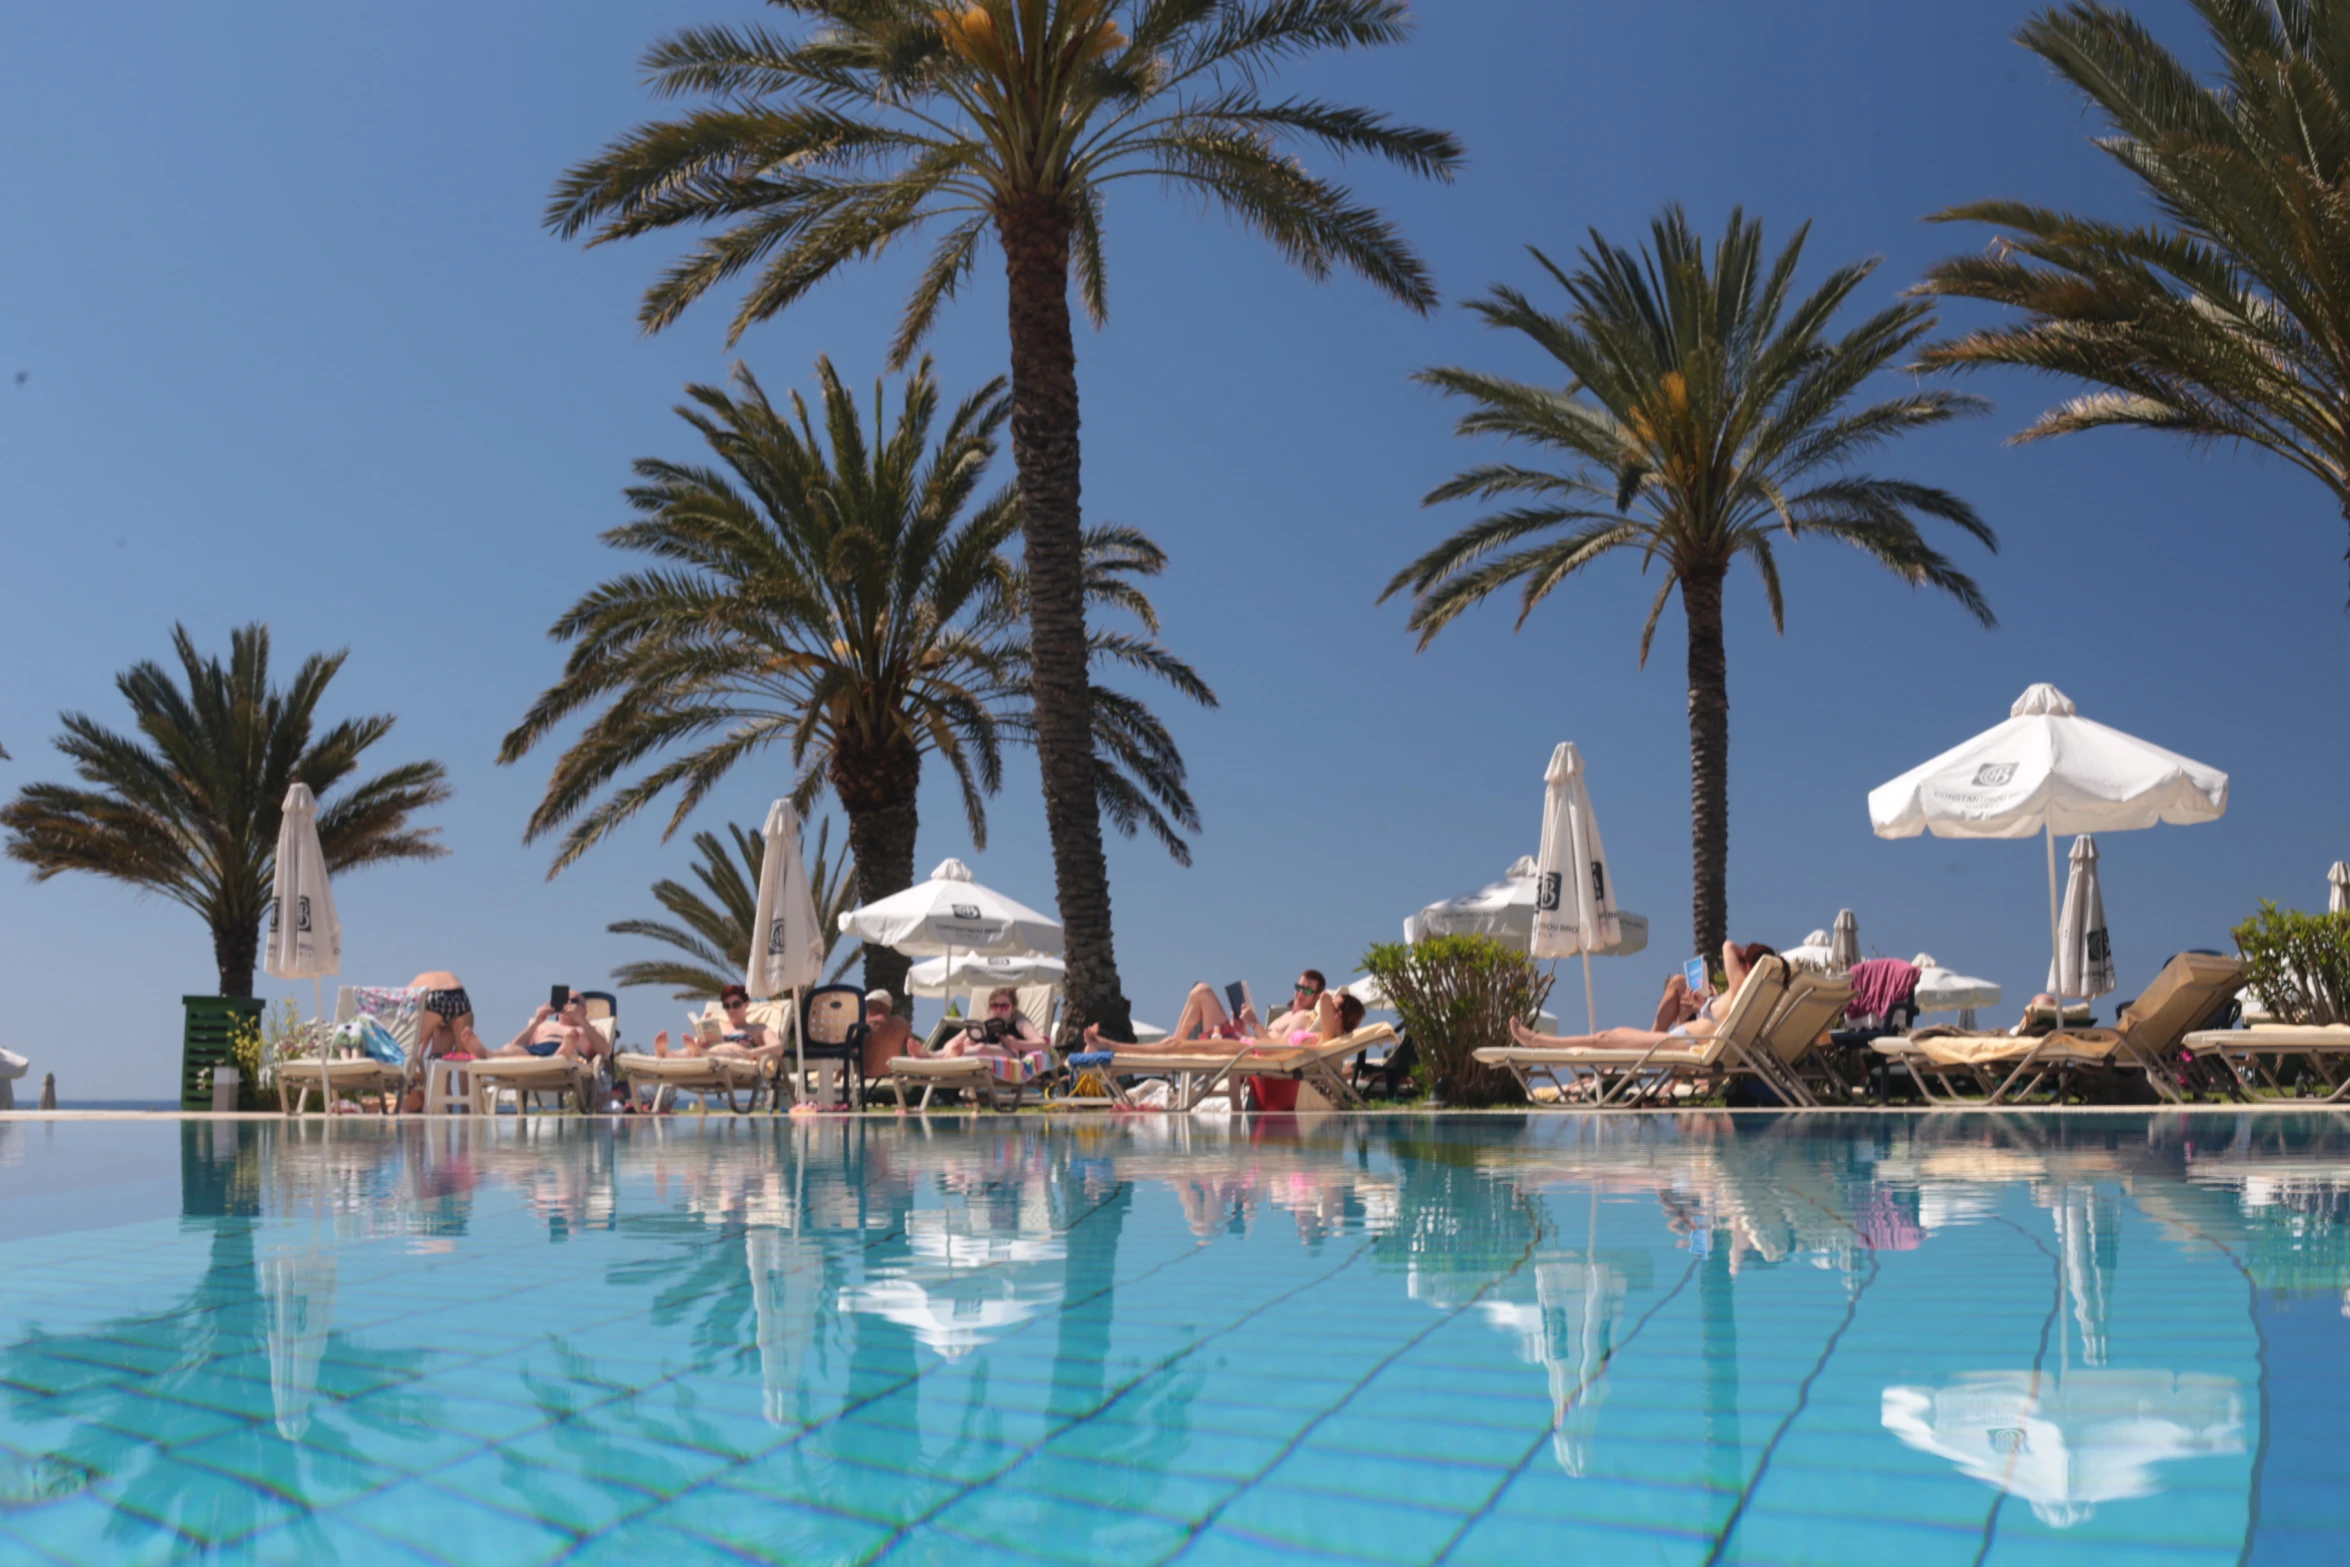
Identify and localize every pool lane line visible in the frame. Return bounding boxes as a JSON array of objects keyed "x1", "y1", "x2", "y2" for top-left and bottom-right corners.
[
  {"x1": 1145, "y1": 1195, "x2": 1549, "y2": 1566},
  {"x1": 1425, "y1": 1247, "x2": 1708, "y2": 1566},
  {"x1": 861, "y1": 1231, "x2": 1388, "y2": 1563},
  {"x1": 1967, "y1": 1211, "x2": 2064, "y2": 1567},
  {"x1": 2109, "y1": 1186, "x2": 2269, "y2": 1567}
]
